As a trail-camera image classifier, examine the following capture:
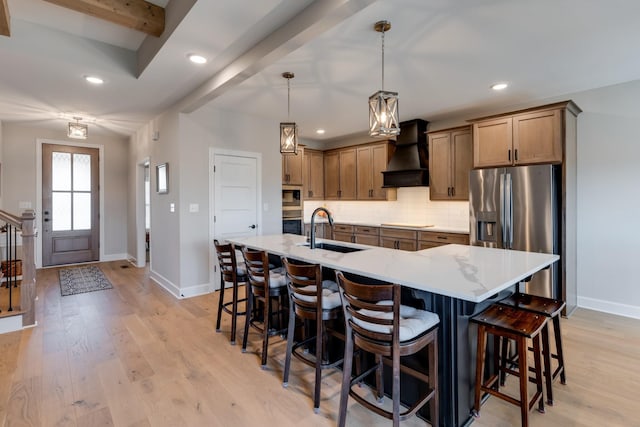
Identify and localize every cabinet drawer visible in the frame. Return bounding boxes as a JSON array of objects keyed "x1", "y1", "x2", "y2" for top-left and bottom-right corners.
[
  {"x1": 418, "y1": 231, "x2": 469, "y2": 245},
  {"x1": 418, "y1": 241, "x2": 443, "y2": 250},
  {"x1": 333, "y1": 224, "x2": 354, "y2": 233},
  {"x1": 333, "y1": 231, "x2": 352, "y2": 243},
  {"x1": 380, "y1": 227, "x2": 417, "y2": 240},
  {"x1": 355, "y1": 234, "x2": 379, "y2": 246},
  {"x1": 354, "y1": 225, "x2": 379, "y2": 236}
]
